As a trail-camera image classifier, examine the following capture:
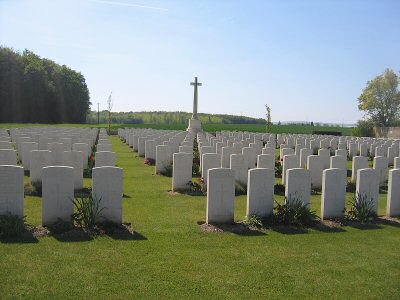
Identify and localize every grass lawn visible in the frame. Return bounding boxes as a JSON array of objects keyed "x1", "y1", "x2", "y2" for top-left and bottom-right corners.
[{"x1": 1, "y1": 136, "x2": 399, "y2": 299}]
